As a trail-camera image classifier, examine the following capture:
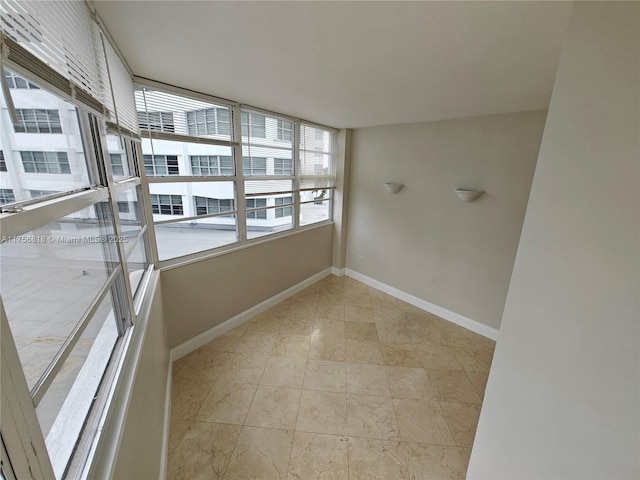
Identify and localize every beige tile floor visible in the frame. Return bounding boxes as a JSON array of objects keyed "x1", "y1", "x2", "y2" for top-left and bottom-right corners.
[{"x1": 168, "y1": 275, "x2": 495, "y2": 480}]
